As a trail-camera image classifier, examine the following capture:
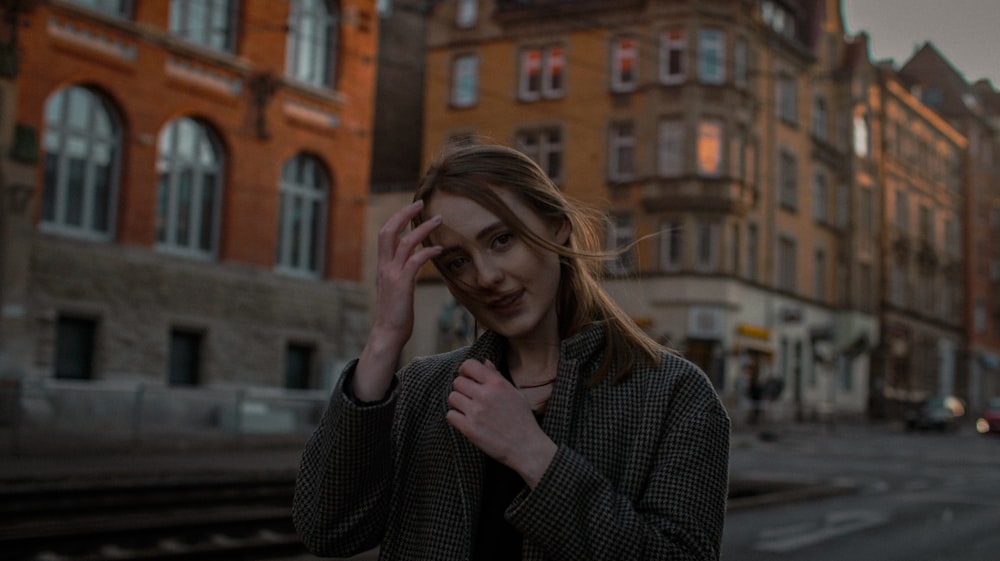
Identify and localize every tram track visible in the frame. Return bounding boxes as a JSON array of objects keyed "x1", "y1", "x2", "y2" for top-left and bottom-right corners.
[{"x1": 0, "y1": 474, "x2": 307, "y2": 561}]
